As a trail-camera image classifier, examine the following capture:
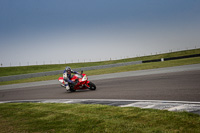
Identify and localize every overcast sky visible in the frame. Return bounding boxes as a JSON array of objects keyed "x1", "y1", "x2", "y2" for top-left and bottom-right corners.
[{"x1": 0, "y1": 0, "x2": 200, "y2": 67}]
